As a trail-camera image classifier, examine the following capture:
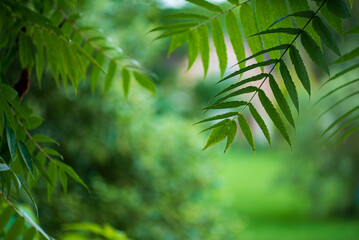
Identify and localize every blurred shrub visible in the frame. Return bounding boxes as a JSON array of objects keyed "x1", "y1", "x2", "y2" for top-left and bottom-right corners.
[
  {"x1": 26, "y1": 79, "x2": 238, "y2": 239},
  {"x1": 283, "y1": 93, "x2": 359, "y2": 218}
]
